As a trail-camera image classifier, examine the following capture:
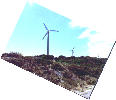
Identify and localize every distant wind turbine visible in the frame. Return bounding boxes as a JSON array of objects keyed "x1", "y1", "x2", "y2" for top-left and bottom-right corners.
[
  {"x1": 42, "y1": 23, "x2": 59, "y2": 55},
  {"x1": 71, "y1": 47, "x2": 75, "y2": 56}
]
